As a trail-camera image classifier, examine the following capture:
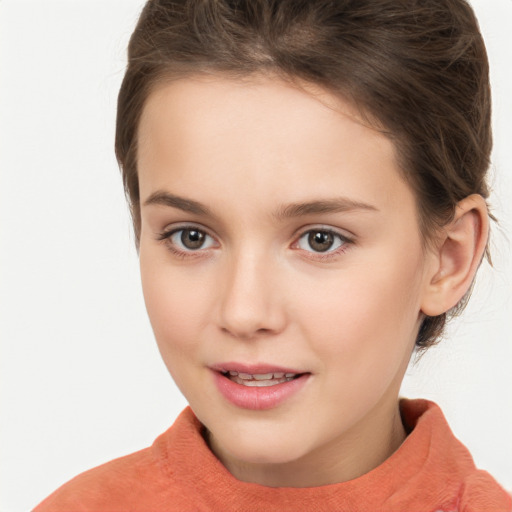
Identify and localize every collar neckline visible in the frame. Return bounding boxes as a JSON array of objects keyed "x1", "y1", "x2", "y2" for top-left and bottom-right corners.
[{"x1": 156, "y1": 399, "x2": 478, "y2": 510}]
